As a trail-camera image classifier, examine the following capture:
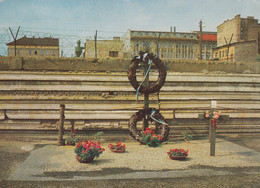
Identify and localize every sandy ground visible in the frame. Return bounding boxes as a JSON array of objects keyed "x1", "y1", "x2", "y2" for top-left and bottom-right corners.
[{"x1": 44, "y1": 138, "x2": 260, "y2": 173}]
